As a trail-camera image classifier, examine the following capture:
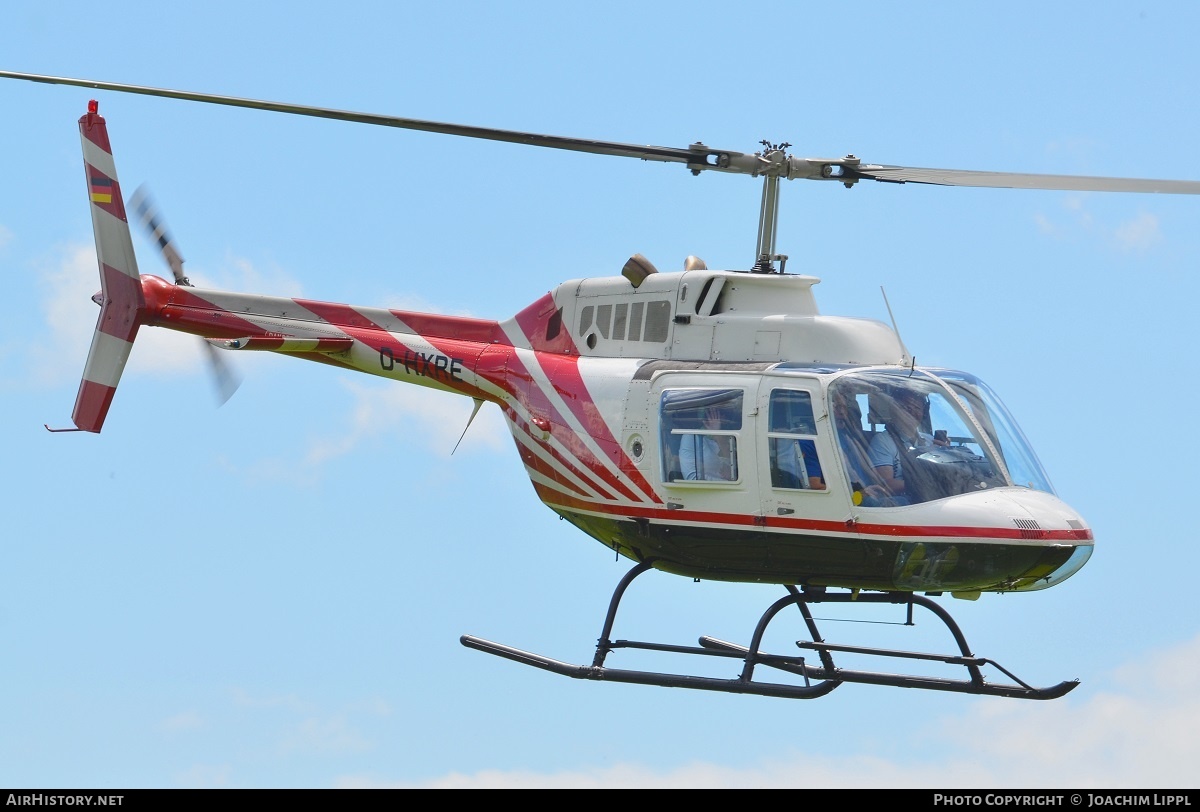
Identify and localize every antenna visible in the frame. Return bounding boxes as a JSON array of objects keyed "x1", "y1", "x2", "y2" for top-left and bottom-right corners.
[
  {"x1": 452, "y1": 398, "x2": 485, "y2": 455},
  {"x1": 880, "y1": 286, "x2": 912, "y2": 365}
]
